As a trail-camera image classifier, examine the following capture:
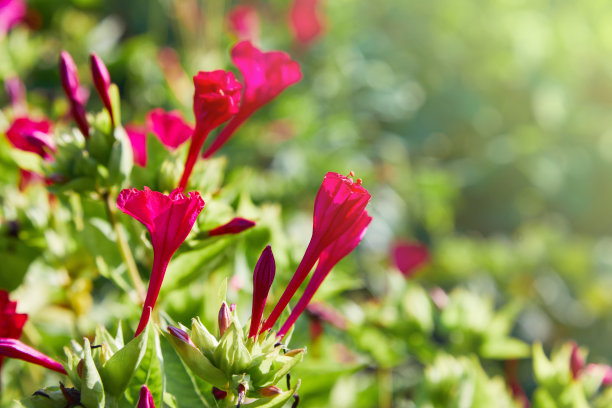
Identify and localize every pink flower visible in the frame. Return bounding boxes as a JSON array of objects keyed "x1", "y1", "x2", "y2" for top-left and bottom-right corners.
[
  {"x1": 125, "y1": 124, "x2": 148, "y2": 167},
  {"x1": 90, "y1": 53, "x2": 114, "y2": 124},
  {"x1": 202, "y1": 41, "x2": 301, "y2": 158},
  {"x1": 178, "y1": 70, "x2": 241, "y2": 190},
  {"x1": 59, "y1": 51, "x2": 89, "y2": 138},
  {"x1": 208, "y1": 217, "x2": 255, "y2": 237},
  {"x1": 0, "y1": 290, "x2": 27, "y2": 340},
  {"x1": 0, "y1": 338, "x2": 66, "y2": 374},
  {"x1": 586, "y1": 363, "x2": 612, "y2": 387},
  {"x1": 227, "y1": 5, "x2": 260, "y2": 42},
  {"x1": 5, "y1": 117, "x2": 55, "y2": 160},
  {"x1": 0, "y1": 0, "x2": 26, "y2": 37},
  {"x1": 18, "y1": 169, "x2": 45, "y2": 191},
  {"x1": 249, "y1": 246, "x2": 275, "y2": 338},
  {"x1": 146, "y1": 108, "x2": 193, "y2": 150},
  {"x1": 260, "y1": 172, "x2": 370, "y2": 333},
  {"x1": 391, "y1": 241, "x2": 429, "y2": 278},
  {"x1": 138, "y1": 385, "x2": 156, "y2": 408},
  {"x1": 116, "y1": 187, "x2": 205, "y2": 336},
  {"x1": 277, "y1": 211, "x2": 370, "y2": 337},
  {"x1": 289, "y1": 0, "x2": 324, "y2": 46}
]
